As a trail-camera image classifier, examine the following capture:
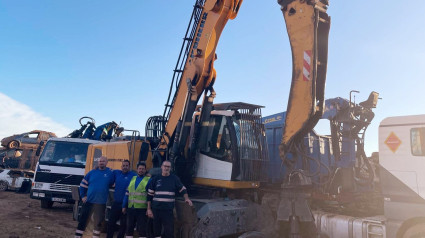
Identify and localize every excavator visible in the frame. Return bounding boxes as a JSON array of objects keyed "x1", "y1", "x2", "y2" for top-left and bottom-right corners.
[
  {"x1": 142, "y1": 0, "x2": 330, "y2": 237},
  {"x1": 84, "y1": 0, "x2": 331, "y2": 237}
]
